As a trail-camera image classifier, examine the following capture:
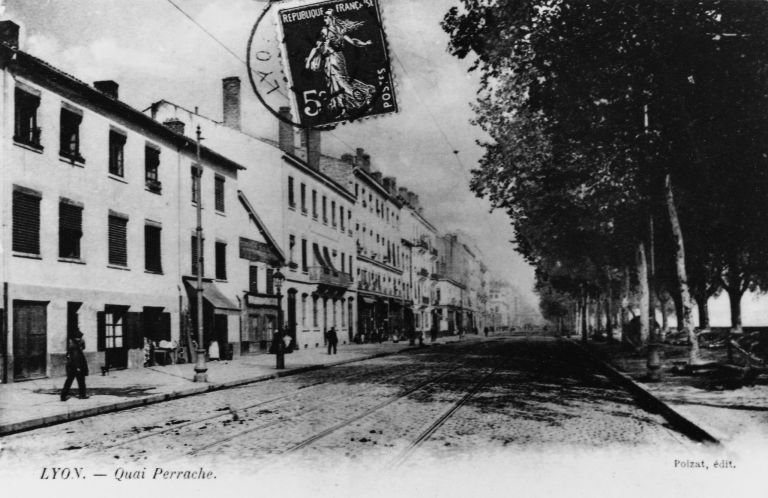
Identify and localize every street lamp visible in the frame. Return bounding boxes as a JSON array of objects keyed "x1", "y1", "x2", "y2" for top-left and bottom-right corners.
[
  {"x1": 273, "y1": 268, "x2": 286, "y2": 369},
  {"x1": 193, "y1": 125, "x2": 207, "y2": 383}
]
